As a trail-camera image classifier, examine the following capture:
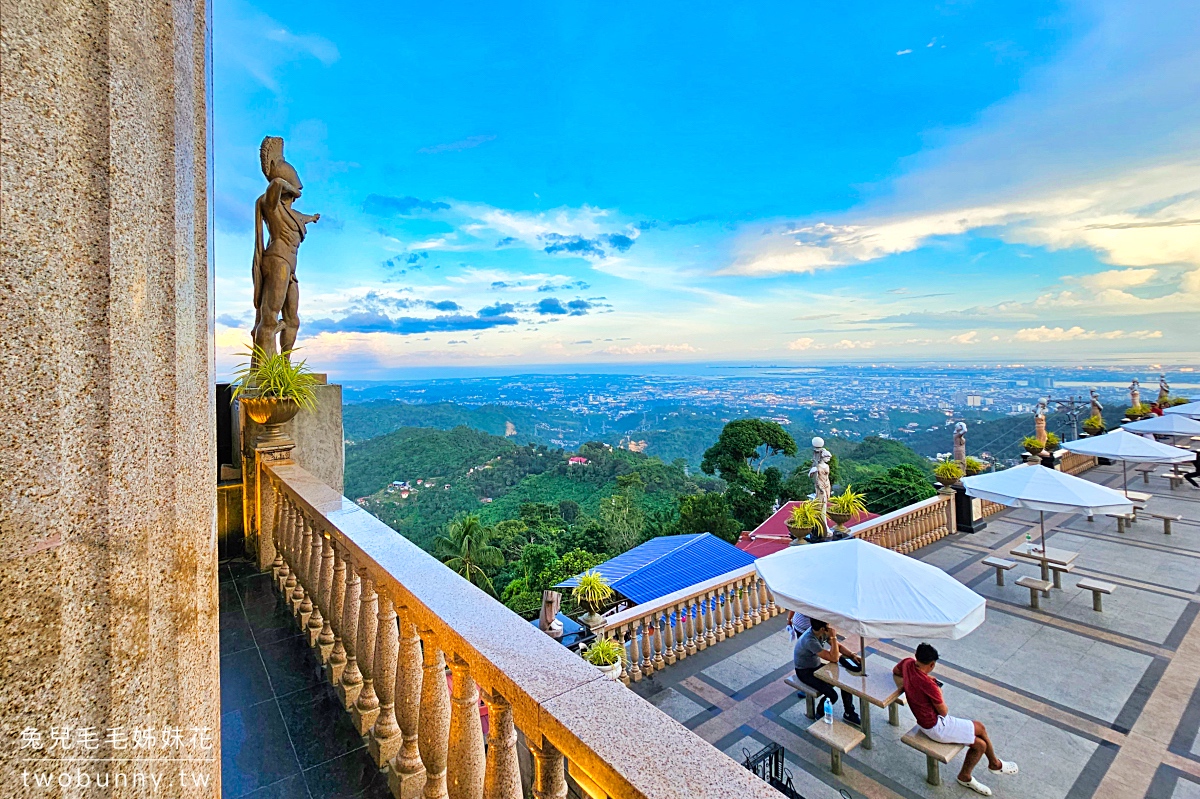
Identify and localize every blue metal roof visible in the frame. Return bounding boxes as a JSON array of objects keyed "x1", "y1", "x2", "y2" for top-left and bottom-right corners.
[{"x1": 555, "y1": 533, "x2": 755, "y2": 606}]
